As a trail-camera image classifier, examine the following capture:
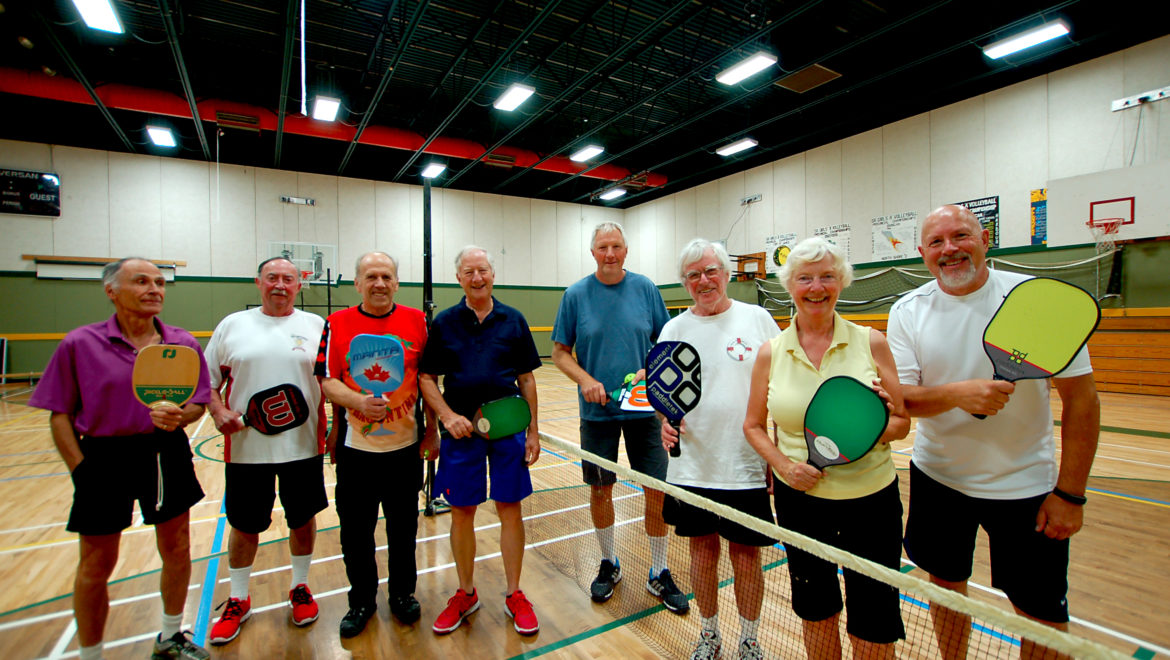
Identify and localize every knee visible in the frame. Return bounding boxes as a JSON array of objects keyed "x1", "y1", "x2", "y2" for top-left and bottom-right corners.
[{"x1": 79, "y1": 547, "x2": 119, "y2": 582}]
